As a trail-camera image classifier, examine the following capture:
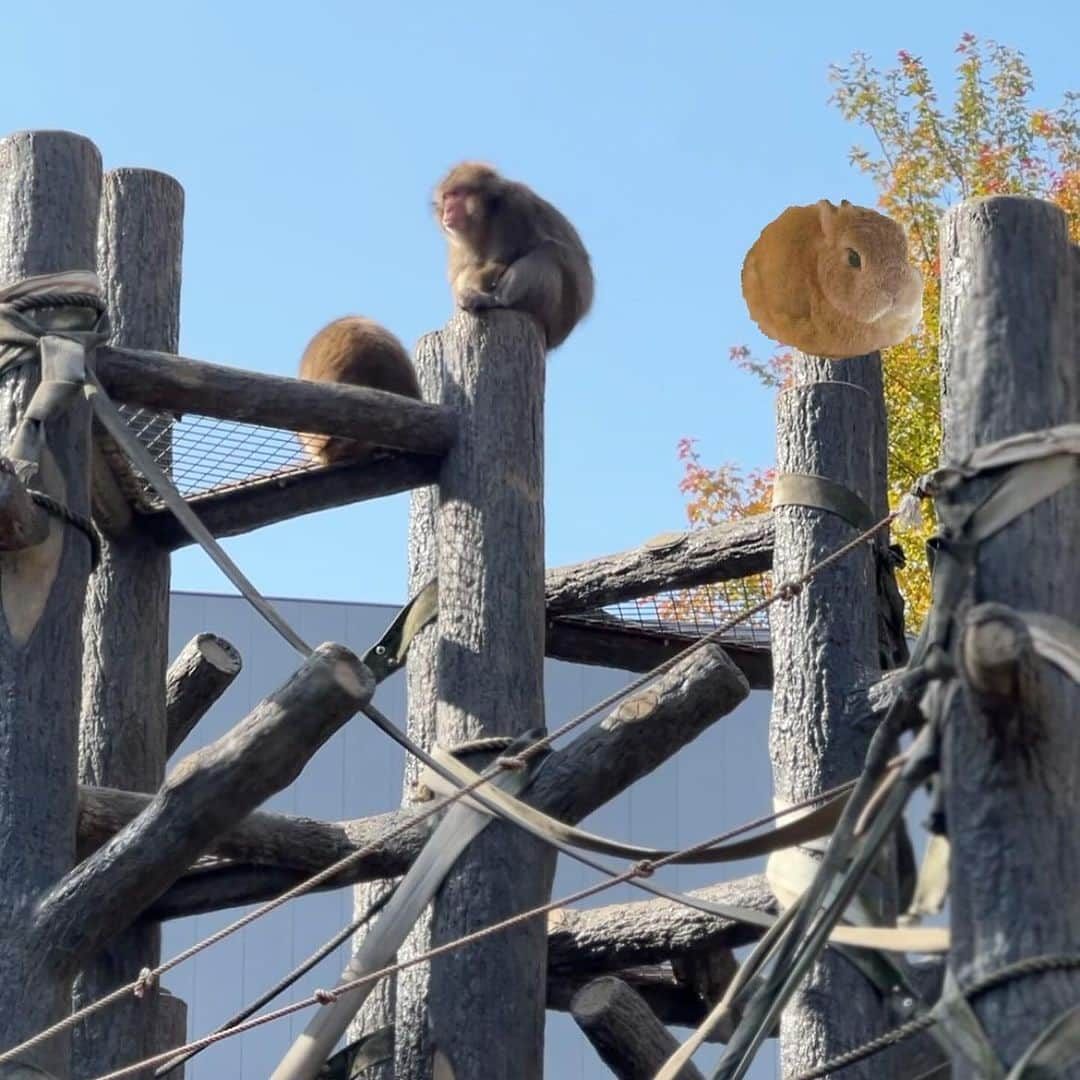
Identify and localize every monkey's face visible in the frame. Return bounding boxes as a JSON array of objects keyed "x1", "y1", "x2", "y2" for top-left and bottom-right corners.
[
  {"x1": 817, "y1": 204, "x2": 923, "y2": 327},
  {"x1": 439, "y1": 186, "x2": 485, "y2": 241}
]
